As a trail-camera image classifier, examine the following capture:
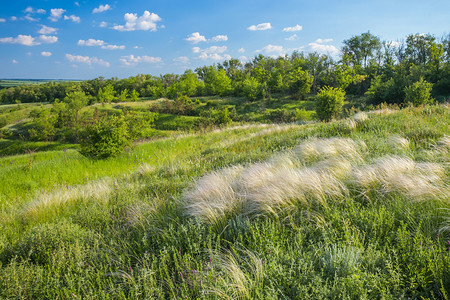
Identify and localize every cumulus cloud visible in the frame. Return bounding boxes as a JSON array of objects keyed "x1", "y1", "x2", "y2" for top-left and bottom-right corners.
[
  {"x1": 93, "y1": 4, "x2": 111, "y2": 13},
  {"x1": 185, "y1": 32, "x2": 207, "y2": 44},
  {"x1": 211, "y1": 35, "x2": 228, "y2": 42},
  {"x1": 102, "y1": 44, "x2": 125, "y2": 50},
  {"x1": 24, "y1": 7, "x2": 46, "y2": 14},
  {"x1": 120, "y1": 55, "x2": 162, "y2": 66},
  {"x1": 285, "y1": 34, "x2": 298, "y2": 41},
  {"x1": 39, "y1": 35, "x2": 58, "y2": 43},
  {"x1": 308, "y1": 42, "x2": 339, "y2": 54},
  {"x1": 99, "y1": 21, "x2": 108, "y2": 27},
  {"x1": 41, "y1": 51, "x2": 52, "y2": 56},
  {"x1": 192, "y1": 46, "x2": 230, "y2": 60},
  {"x1": 282, "y1": 24, "x2": 302, "y2": 32},
  {"x1": 66, "y1": 54, "x2": 110, "y2": 67},
  {"x1": 0, "y1": 35, "x2": 39, "y2": 46},
  {"x1": 0, "y1": 18, "x2": 5, "y2": 22},
  {"x1": 247, "y1": 22, "x2": 272, "y2": 31},
  {"x1": 12, "y1": 59, "x2": 18, "y2": 64},
  {"x1": 315, "y1": 38, "x2": 333, "y2": 43},
  {"x1": 388, "y1": 41, "x2": 402, "y2": 47},
  {"x1": 24, "y1": 15, "x2": 39, "y2": 22},
  {"x1": 78, "y1": 39, "x2": 125, "y2": 50},
  {"x1": 238, "y1": 48, "x2": 245, "y2": 53},
  {"x1": 49, "y1": 8, "x2": 66, "y2": 22},
  {"x1": 113, "y1": 11, "x2": 162, "y2": 31},
  {"x1": 10, "y1": 16, "x2": 18, "y2": 21},
  {"x1": 38, "y1": 25, "x2": 58, "y2": 35},
  {"x1": 64, "y1": 15, "x2": 81, "y2": 23},
  {"x1": 260, "y1": 44, "x2": 285, "y2": 55},
  {"x1": 78, "y1": 39, "x2": 105, "y2": 46}
]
